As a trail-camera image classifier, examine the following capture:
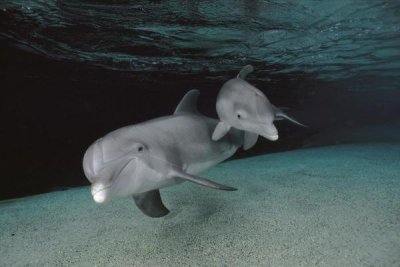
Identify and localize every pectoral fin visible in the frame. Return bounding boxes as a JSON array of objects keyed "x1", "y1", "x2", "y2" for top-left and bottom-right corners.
[
  {"x1": 133, "y1": 190, "x2": 169, "y2": 218},
  {"x1": 273, "y1": 105, "x2": 307, "y2": 127},
  {"x1": 212, "y1": 121, "x2": 231, "y2": 141},
  {"x1": 171, "y1": 169, "x2": 237, "y2": 191},
  {"x1": 243, "y1": 131, "x2": 259, "y2": 150}
]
